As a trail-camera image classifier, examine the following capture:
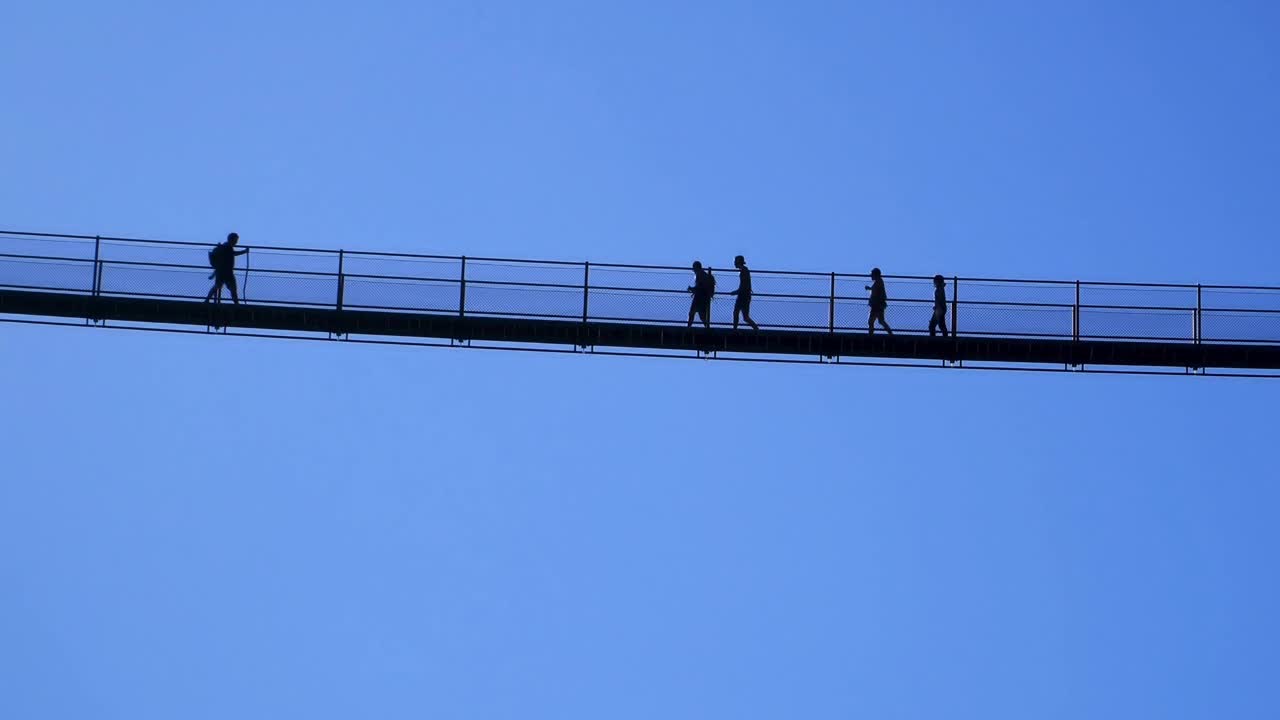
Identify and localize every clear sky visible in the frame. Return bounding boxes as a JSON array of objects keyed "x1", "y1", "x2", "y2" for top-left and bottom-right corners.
[{"x1": 3, "y1": 2, "x2": 1279, "y2": 718}]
